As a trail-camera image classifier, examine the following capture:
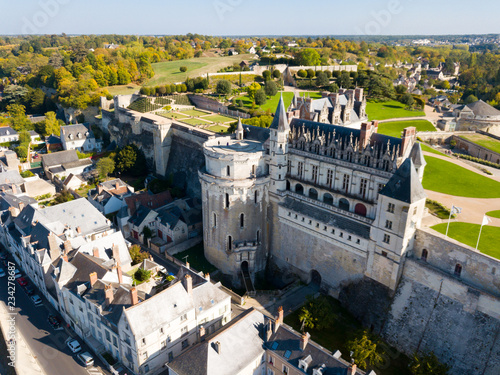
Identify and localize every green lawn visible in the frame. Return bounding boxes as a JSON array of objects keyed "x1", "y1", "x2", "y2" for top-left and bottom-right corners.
[
  {"x1": 377, "y1": 120, "x2": 435, "y2": 138},
  {"x1": 420, "y1": 143, "x2": 449, "y2": 157},
  {"x1": 147, "y1": 54, "x2": 256, "y2": 86},
  {"x1": 203, "y1": 115, "x2": 235, "y2": 123},
  {"x1": 423, "y1": 156, "x2": 500, "y2": 198},
  {"x1": 459, "y1": 134, "x2": 500, "y2": 154},
  {"x1": 174, "y1": 242, "x2": 217, "y2": 274},
  {"x1": 181, "y1": 118, "x2": 211, "y2": 126},
  {"x1": 207, "y1": 125, "x2": 230, "y2": 133},
  {"x1": 158, "y1": 112, "x2": 189, "y2": 119},
  {"x1": 237, "y1": 91, "x2": 322, "y2": 113},
  {"x1": 425, "y1": 199, "x2": 455, "y2": 220},
  {"x1": 104, "y1": 84, "x2": 140, "y2": 96},
  {"x1": 367, "y1": 100, "x2": 425, "y2": 120},
  {"x1": 285, "y1": 296, "x2": 411, "y2": 375},
  {"x1": 181, "y1": 109, "x2": 210, "y2": 117},
  {"x1": 486, "y1": 210, "x2": 500, "y2": 219},
  {"x1": 431, "y1": 222, "x2": 500, "y2": 260}
]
